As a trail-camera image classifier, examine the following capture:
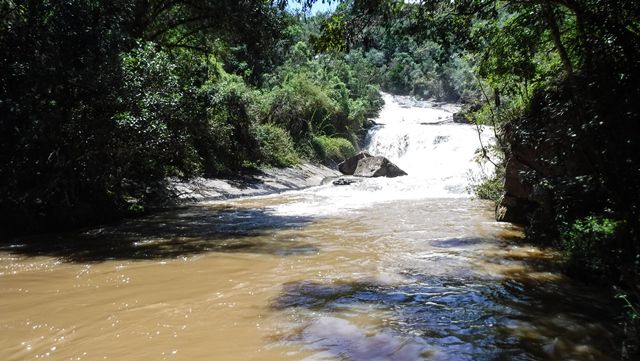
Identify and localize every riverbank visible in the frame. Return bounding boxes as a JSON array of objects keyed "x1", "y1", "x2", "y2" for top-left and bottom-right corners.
[
  {"x1": 0, "y1": 163, "x2": 340, "y2": 240},
  {"x1": 165, "y1": 163, "x2": 341, "y2": 204}
]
